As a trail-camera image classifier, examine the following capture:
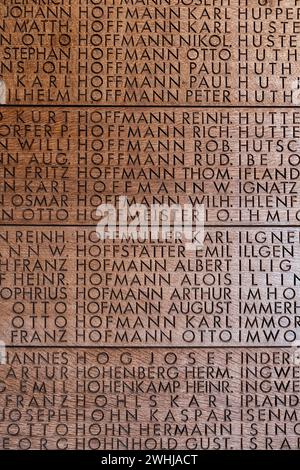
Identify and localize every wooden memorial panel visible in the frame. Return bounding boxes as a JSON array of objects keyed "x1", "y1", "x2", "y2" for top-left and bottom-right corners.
[
  {"x1": 0, "y1": 348, "x2": 299, "y2": 450},
  {"x1": 0, "y1": 0, "x2": 299, "y2": 453}
]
